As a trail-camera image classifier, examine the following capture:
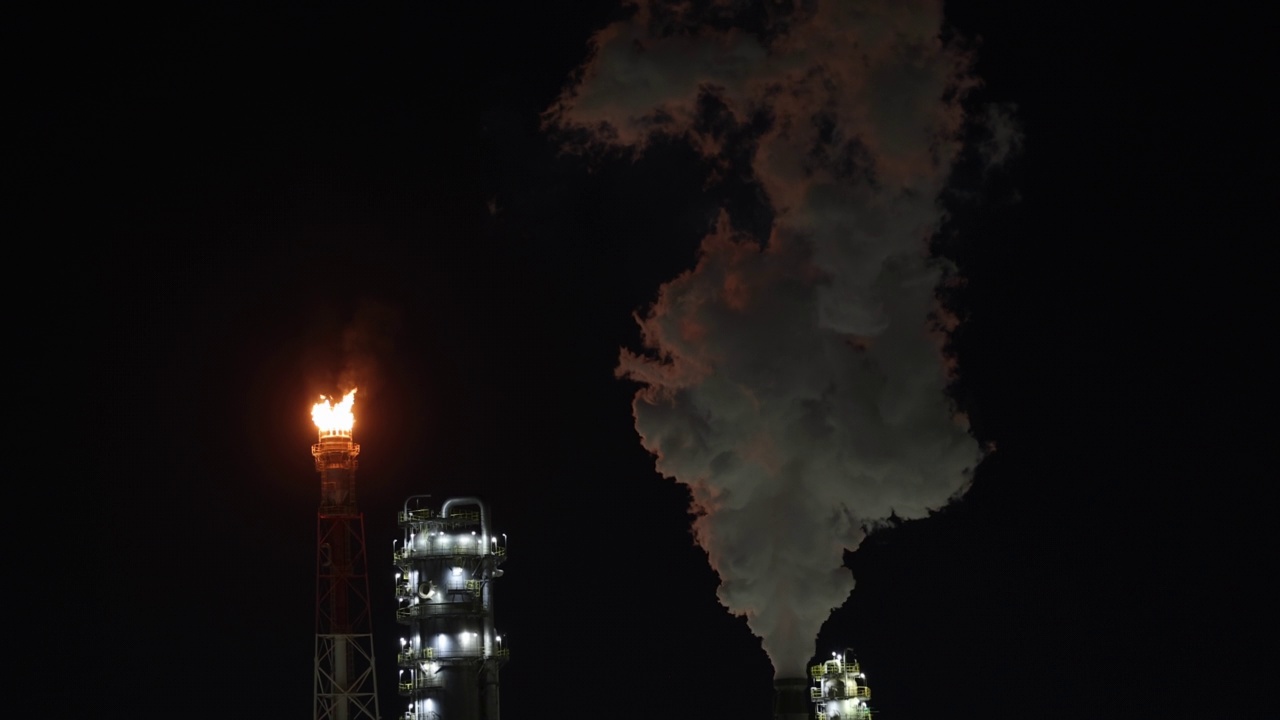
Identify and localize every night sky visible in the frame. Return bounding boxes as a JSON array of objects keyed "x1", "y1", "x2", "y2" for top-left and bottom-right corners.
[{"x1": 25, "y1": 2, "x2": 1269, "y2": 717}]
